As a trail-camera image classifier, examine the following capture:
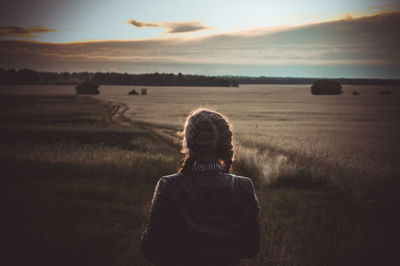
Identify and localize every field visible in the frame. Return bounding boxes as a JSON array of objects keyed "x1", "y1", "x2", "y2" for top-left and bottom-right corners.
[{"x1": 2, "y1": 84, "x2": 400, "y2": 265}]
